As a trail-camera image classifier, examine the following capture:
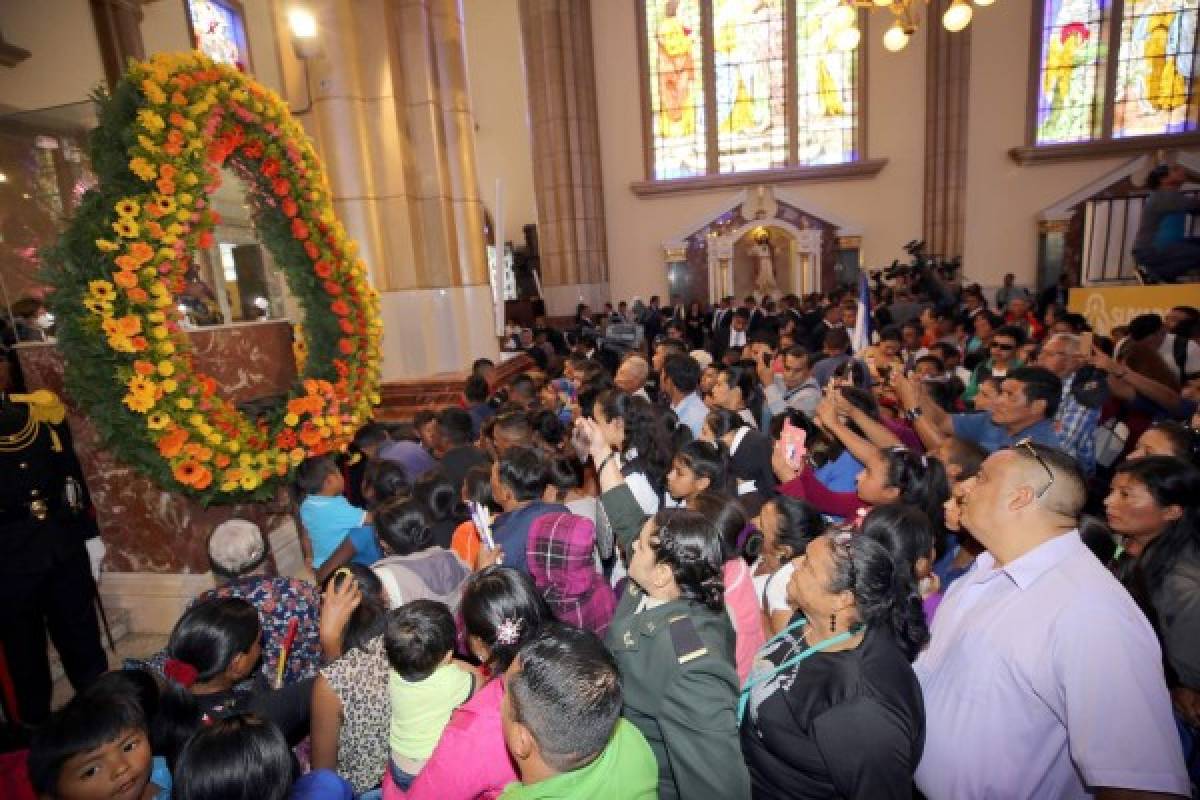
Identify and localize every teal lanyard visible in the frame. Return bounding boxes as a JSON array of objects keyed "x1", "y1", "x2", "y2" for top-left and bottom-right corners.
[{"x1": 737, "y1": 618, "x2": 864, "y2": 724}]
